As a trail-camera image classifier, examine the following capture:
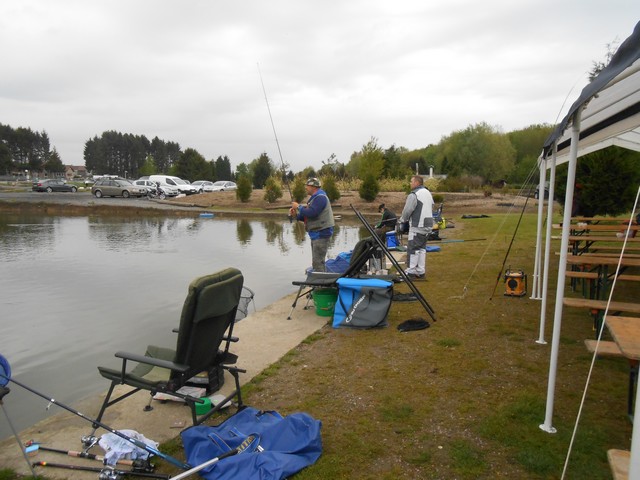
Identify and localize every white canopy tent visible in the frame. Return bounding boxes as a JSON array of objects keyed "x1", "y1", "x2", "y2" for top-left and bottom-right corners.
[{"x1": 534, "y1": 20, "x2": 640, "y2": 476}]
